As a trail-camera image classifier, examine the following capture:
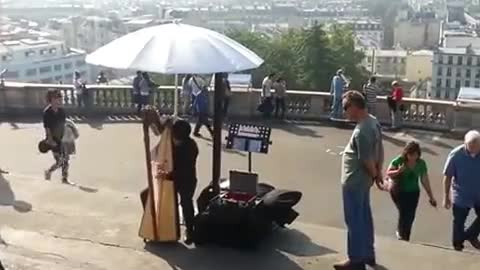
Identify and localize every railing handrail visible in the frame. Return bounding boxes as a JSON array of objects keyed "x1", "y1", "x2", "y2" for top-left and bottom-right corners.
[{"x1": 0, "y1": 81, "x2": 462, "y2": 107}]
